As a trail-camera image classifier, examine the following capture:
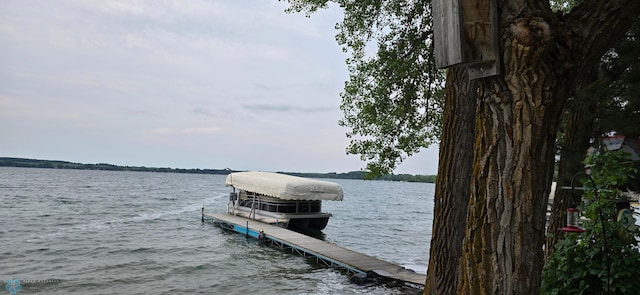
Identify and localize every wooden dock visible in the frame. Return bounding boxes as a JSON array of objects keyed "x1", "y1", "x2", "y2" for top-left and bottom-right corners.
[{"x1": 202, "y1": 212, "x2": 426, "y2": 287}]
